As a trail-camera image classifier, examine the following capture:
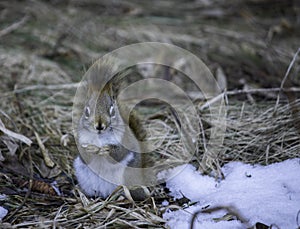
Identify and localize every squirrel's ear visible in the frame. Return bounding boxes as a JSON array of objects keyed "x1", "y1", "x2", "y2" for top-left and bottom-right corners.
[
  {"x1": 106, "y1": 83, "x2": 114, "y2": 98},
  {"x1": 111, "y1": 89, "x2": 116, "y2": 100}
]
